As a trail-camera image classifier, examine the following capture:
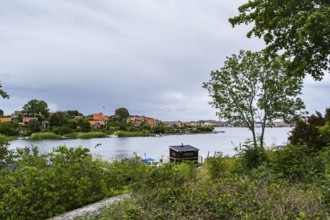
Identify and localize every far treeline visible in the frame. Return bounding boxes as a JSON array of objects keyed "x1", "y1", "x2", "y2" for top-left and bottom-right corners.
[{"x1": 0, "y1": 99, "x2": 214, "y2": 139}]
